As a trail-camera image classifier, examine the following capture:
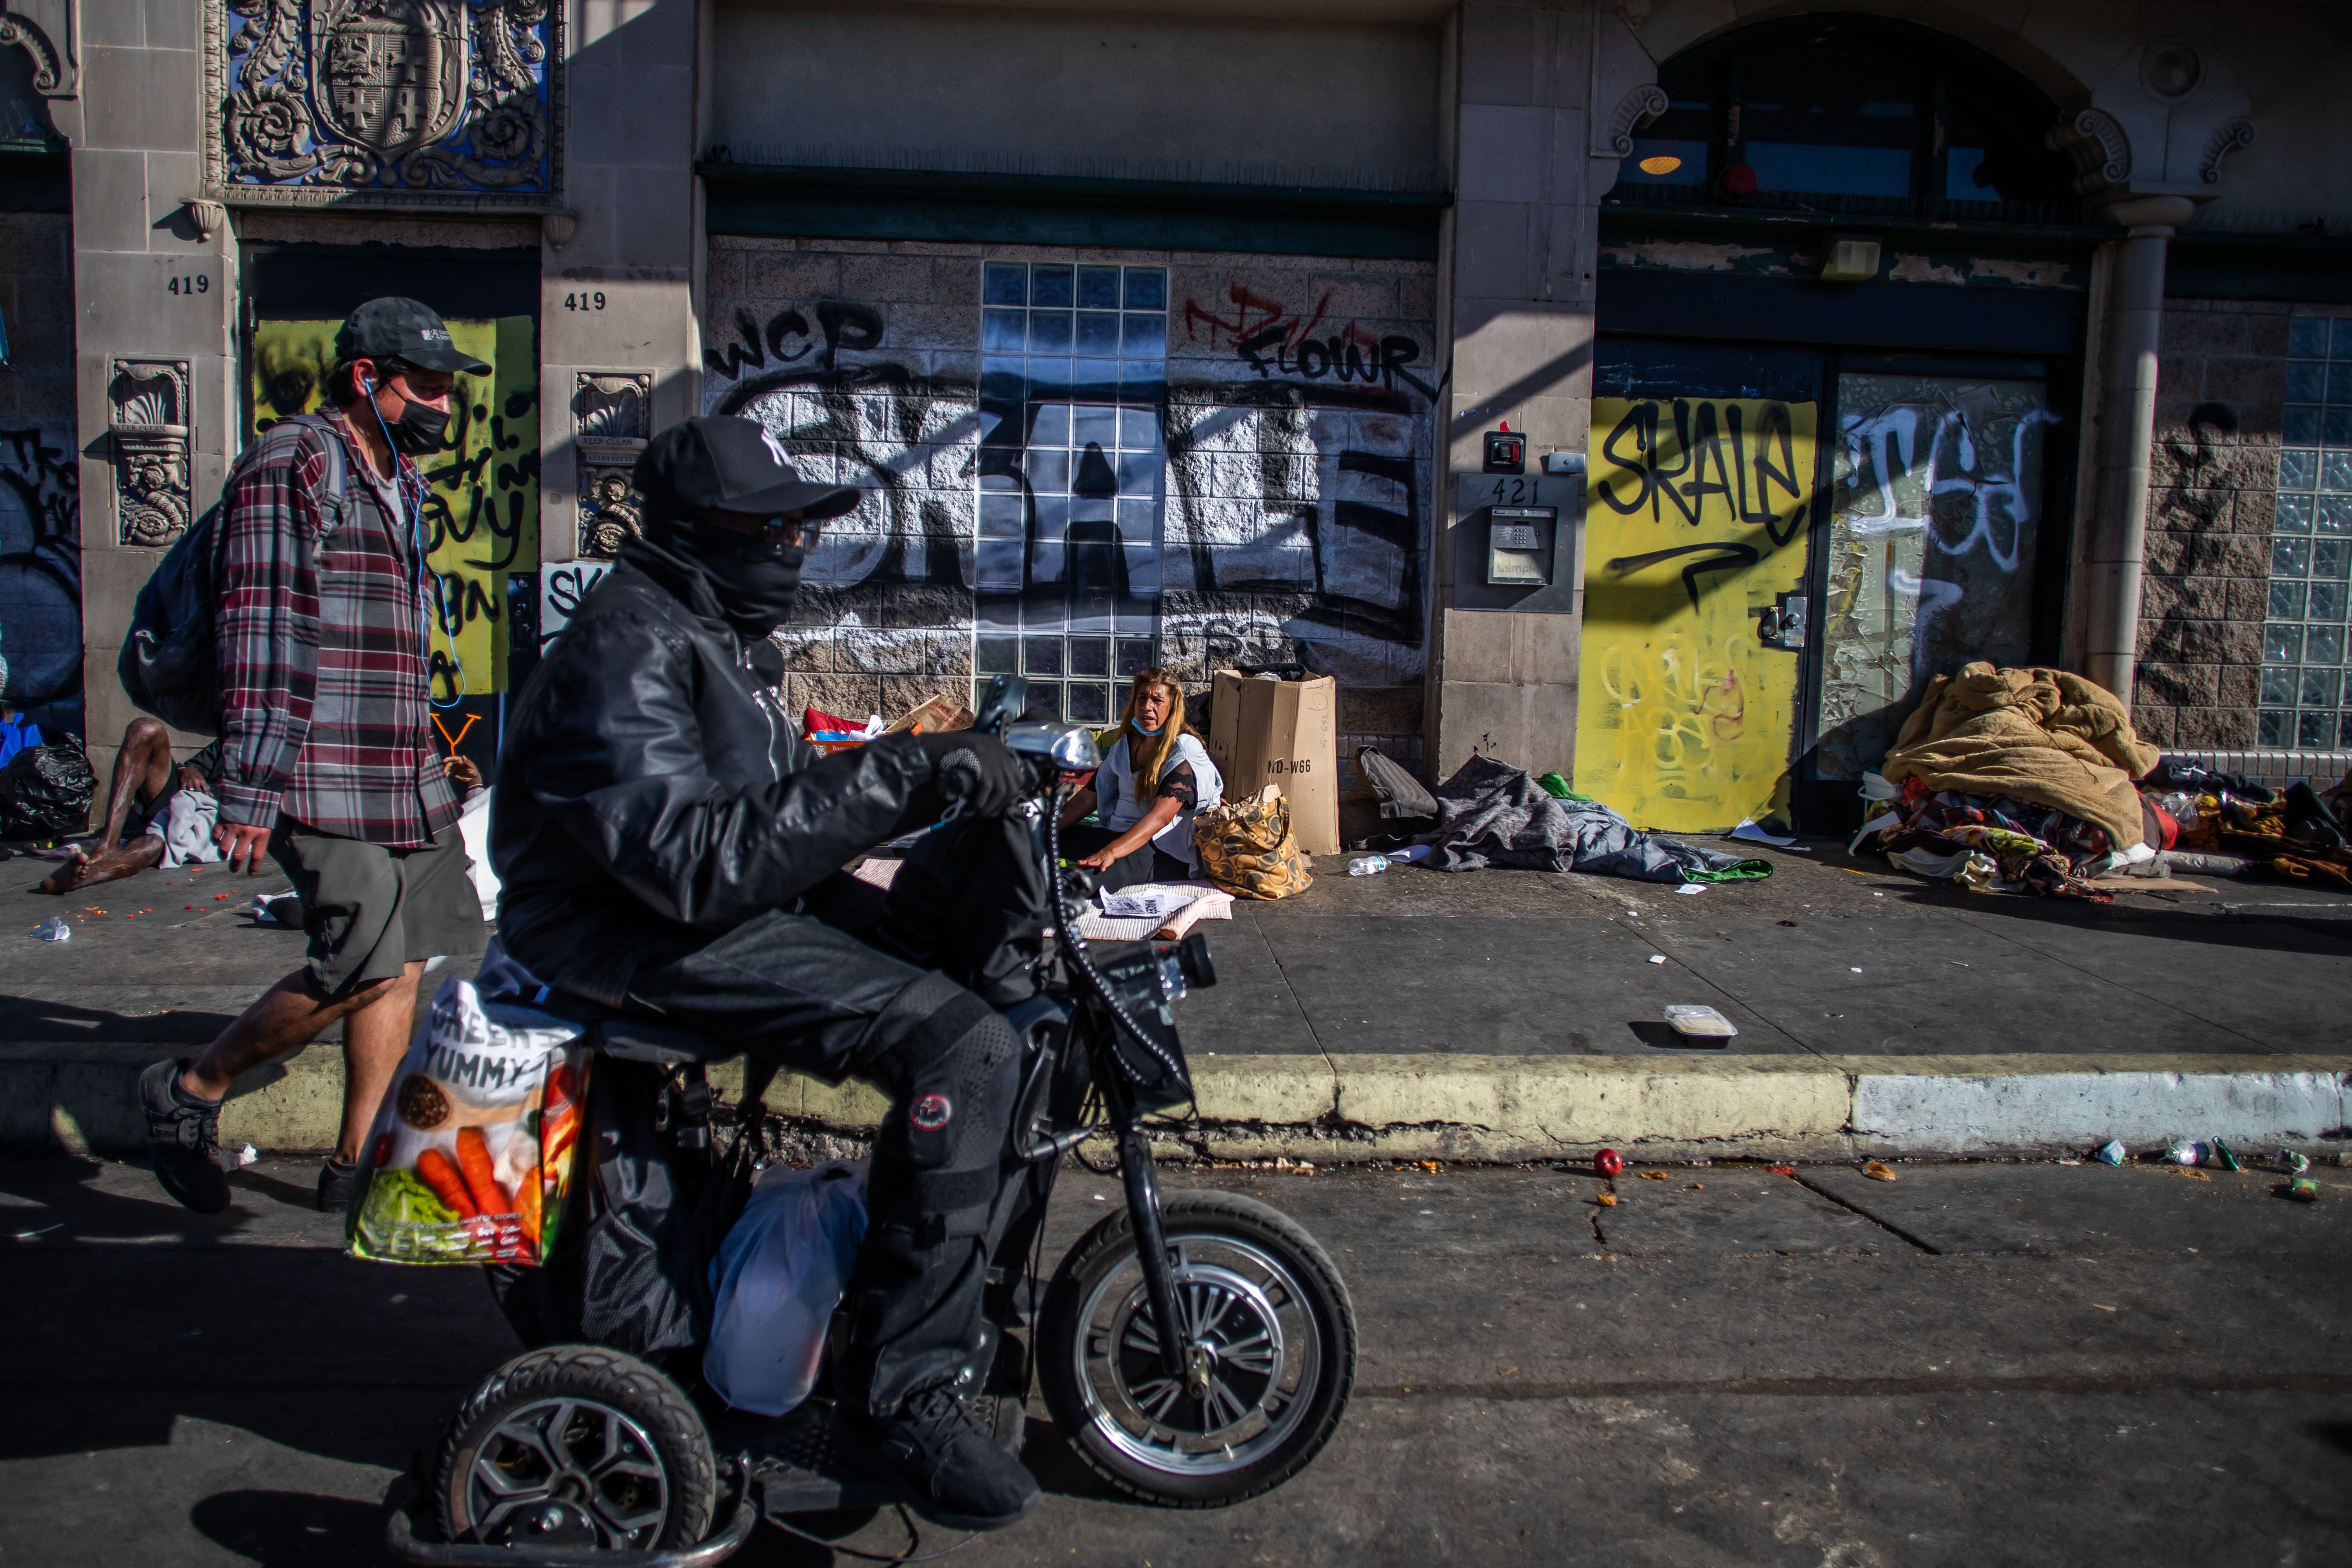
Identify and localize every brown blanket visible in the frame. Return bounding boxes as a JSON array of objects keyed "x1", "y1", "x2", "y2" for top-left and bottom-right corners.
[{"x1": 1881, "y1": 663, "x2": 2161, "y2": 852}]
